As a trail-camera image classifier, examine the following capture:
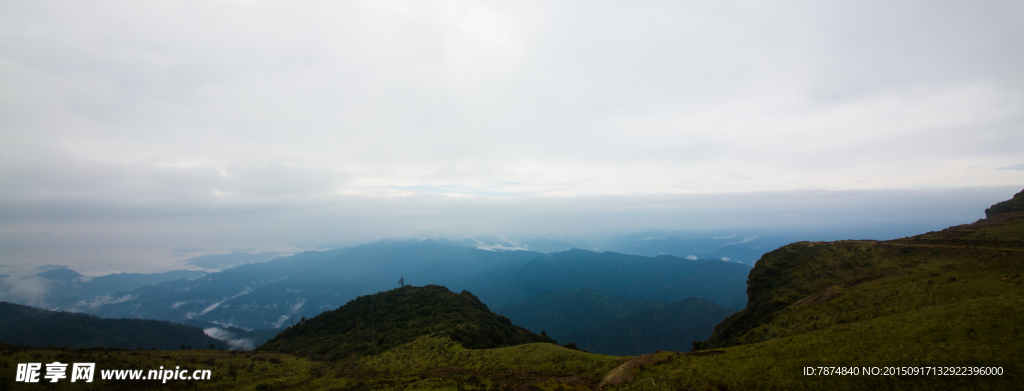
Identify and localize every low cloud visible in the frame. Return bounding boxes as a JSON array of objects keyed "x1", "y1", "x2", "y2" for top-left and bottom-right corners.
[
  {"x1": 0, "y1": 1, "x2": 1020, "y2": 276},
  {"x1": 269, "y1": 299, "x2": 307, "y2": 329},
  {"x1": 0, "y1": 275, "x2": 52, "y2": 307},
  {"x1": 70, "y1": 294, "x2": 135, "y2": 310},
  {"x1": 726, "y1": 235, "x2": 760, "y2": 245},
  {"x1": 466, "y1": 236, "x2": 531, "y2": 252},
  {"x1": 203, "y1": 327, "x2": 255, "y2": 351},
  {"x1": 171, "y1": 301, "x2": 198, "y2": 309},
  {"x1": 270, "y1": 315, "x2": 290, "y2": 329}
]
